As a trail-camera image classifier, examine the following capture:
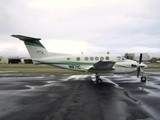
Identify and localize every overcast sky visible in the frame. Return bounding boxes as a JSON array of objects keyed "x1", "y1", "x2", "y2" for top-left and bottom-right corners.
[{"x1": 0, "y1": 0, "x2": 160, "y2": 58}]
